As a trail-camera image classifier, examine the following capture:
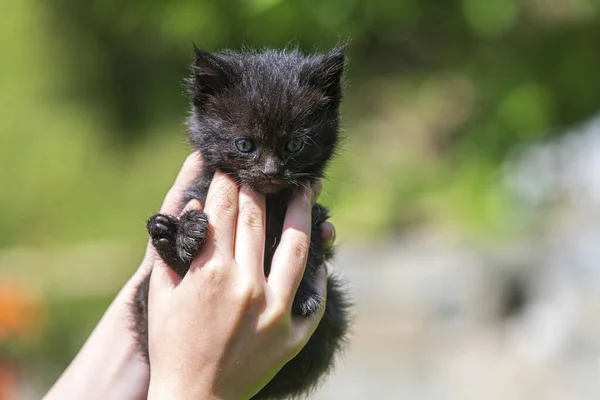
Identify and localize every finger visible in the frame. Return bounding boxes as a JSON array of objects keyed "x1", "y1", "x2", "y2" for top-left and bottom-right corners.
[
  {"x1": 234, "y1": 186, "x2": 267, "y2": 280},
  {"x1": 160, "y1": 152, "x2": 203, "y2": 215},
  {"x1": 321, "y1": 221, "x2": 336, "y2": 251},
  {"x1": 180, "y1": 198, "x2": 203, "y2": 215},
  {"x1": 201, "y1": 170, "x2": 239, "y2": 259},
  {"x1": 268, "y1": 185, "x2": 312, "y2": 307},
  {"x1": 292, "y1": 264, "x2": 328, "y2": 340}
]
